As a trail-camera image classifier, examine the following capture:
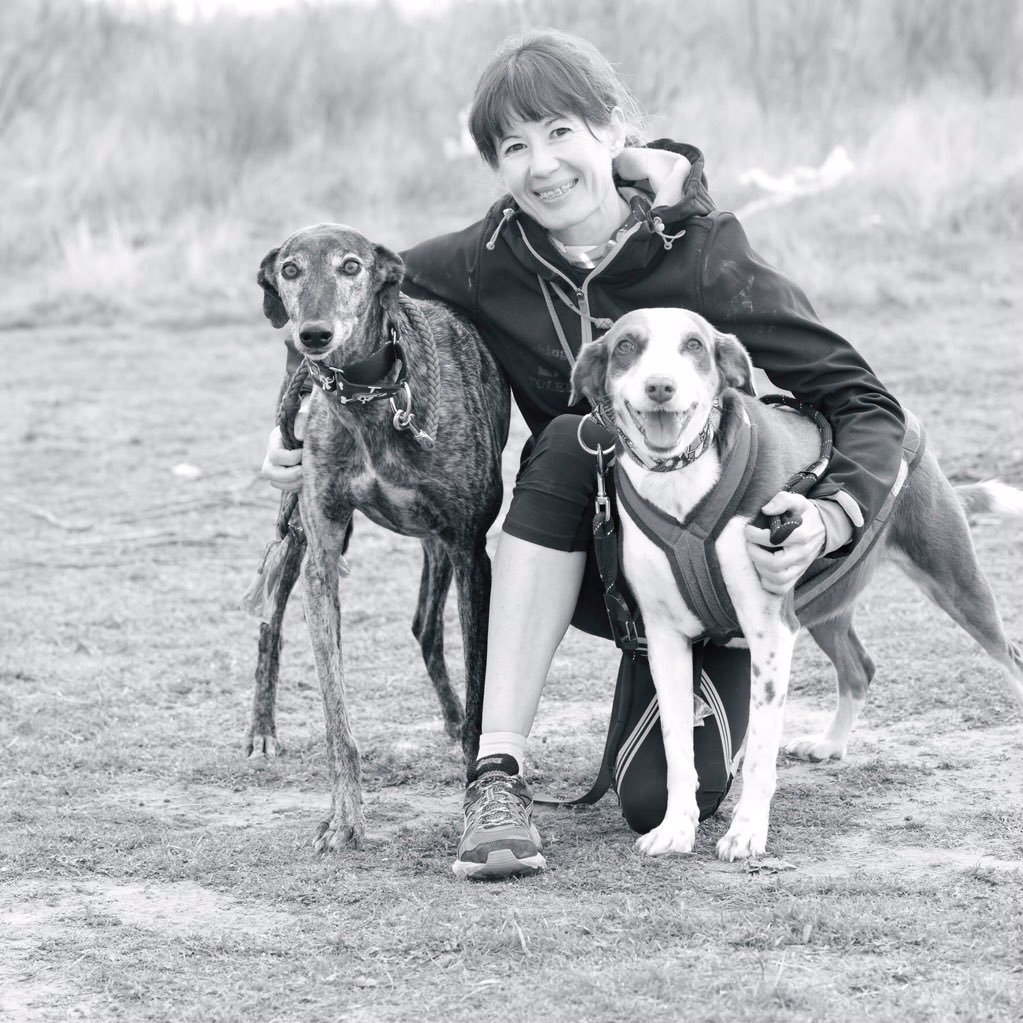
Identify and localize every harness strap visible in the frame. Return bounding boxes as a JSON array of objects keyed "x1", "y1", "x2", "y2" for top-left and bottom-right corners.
[{"x1": 613, "y1": 407, "x2": 759, "y2": 644}]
